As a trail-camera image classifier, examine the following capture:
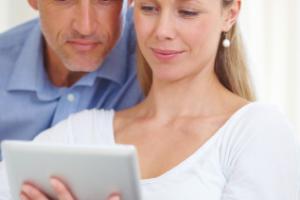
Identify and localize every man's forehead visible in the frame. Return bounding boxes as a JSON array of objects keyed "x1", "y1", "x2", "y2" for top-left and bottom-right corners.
[
  {"x1": 35, "y1": 0, "x2": 128, "y2": 13},
  {"x1": 37, "y1": 0, "x2": 126, "y2": 5}
]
